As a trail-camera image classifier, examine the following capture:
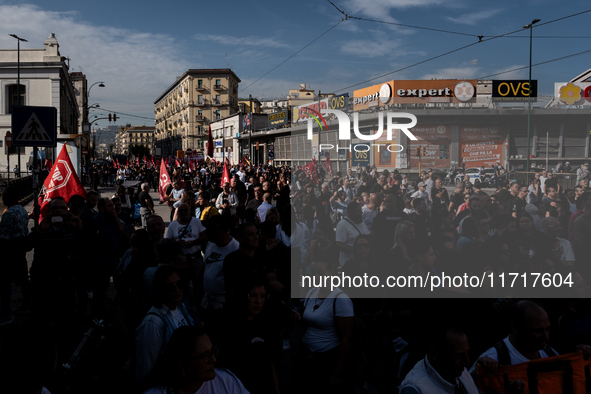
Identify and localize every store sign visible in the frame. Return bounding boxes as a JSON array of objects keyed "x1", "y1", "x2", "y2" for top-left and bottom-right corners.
[
  {"x1": 292, "y1": 99, "x2": 329, "y2": 123},
  {"x1": 268, "y1": 110, "x2": 287, "y2": 128},
  {"x1": 351, "y1": 143, "x2": 370, "y2": 167},
  {"x1": 459, "y1": 126, "x2": 502, "y2": 168},
  {"x1": 554, "y1": 82, "x2": 591, "y2": 106},
  {"x1": 492, "y1": 80, "x2": 537, "y2": 102},
  {"x1": 329, "y1": 93, "x2": 349, "y2": 111},
  {"x1": 353, "y1": 80, "x2": 476, "y2": 110}
]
